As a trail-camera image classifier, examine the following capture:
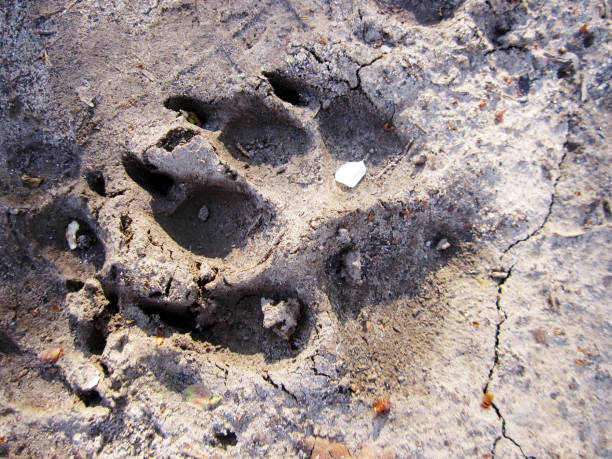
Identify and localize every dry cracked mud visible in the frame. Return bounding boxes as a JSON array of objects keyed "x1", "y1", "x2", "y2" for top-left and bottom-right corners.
[{"x1": 1, "y1": 0, "x2": 611, "y2": 457}]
